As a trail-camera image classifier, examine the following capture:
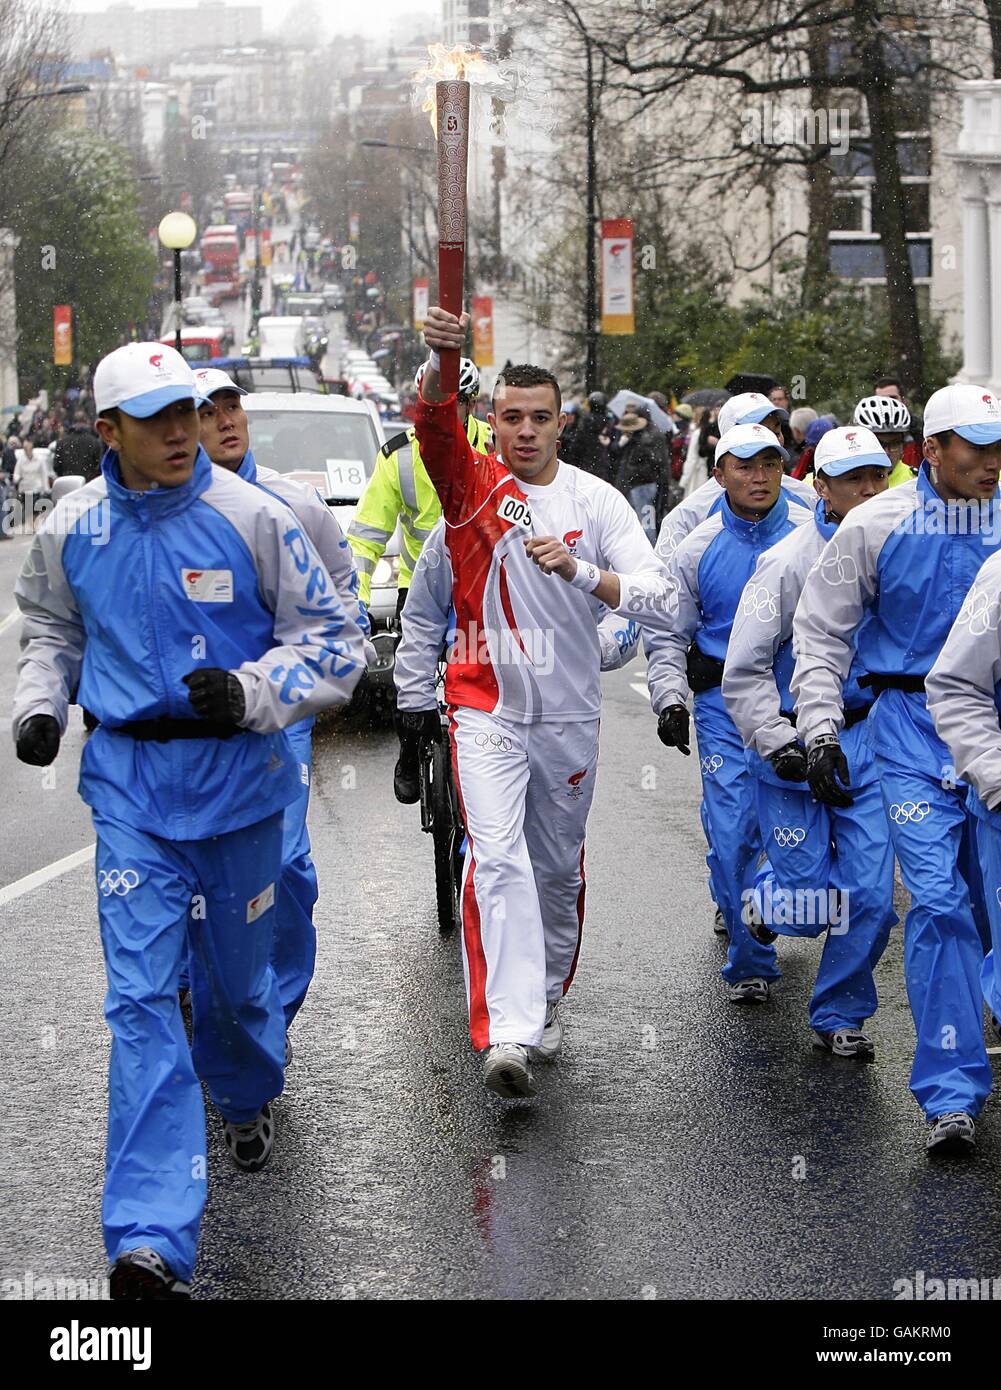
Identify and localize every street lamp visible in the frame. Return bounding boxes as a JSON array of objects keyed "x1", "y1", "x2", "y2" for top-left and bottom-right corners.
[
  {"x1": 158, "y1": 211, "x2": 197, "y2": 354},
  {"x1": 4, "y1": 83, "x2": 91, "y2": 106}
]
